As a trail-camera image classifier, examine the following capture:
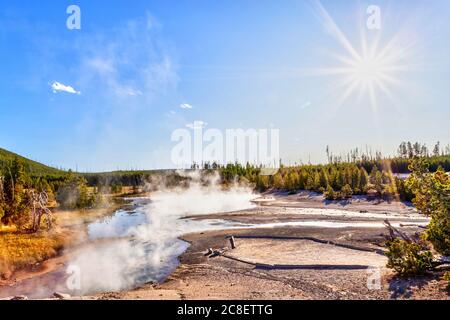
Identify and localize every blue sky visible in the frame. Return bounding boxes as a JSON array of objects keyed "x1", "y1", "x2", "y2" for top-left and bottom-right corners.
[{"x1": 0, "y1": 0, "x2": 449, "y2": 171}]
